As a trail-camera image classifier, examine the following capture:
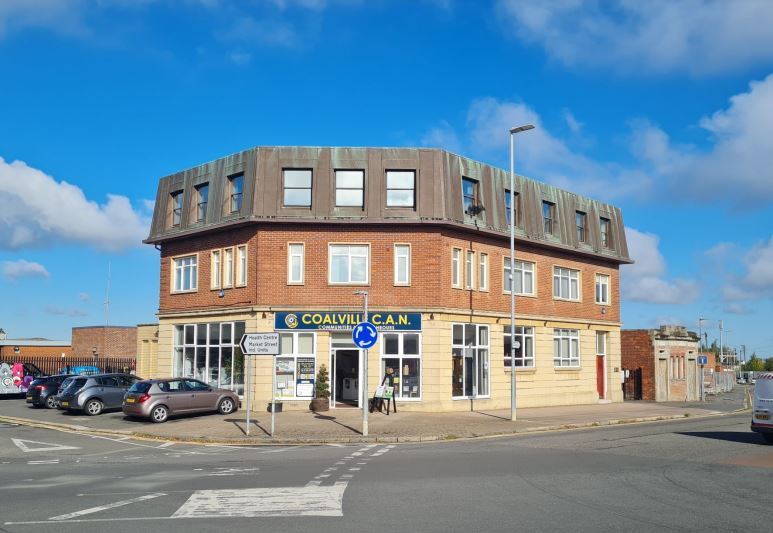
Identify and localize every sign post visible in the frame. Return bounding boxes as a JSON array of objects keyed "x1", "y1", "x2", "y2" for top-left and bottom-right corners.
[
  {"x1": 353, "y1": 292, "x2": 377, "y2": 437},
  {"x1": 239, "y1": 333, "x2": 280, "y2": 437},
  {"x1": 698, "y1": 355, "x2": 708, "y2": 402}
]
